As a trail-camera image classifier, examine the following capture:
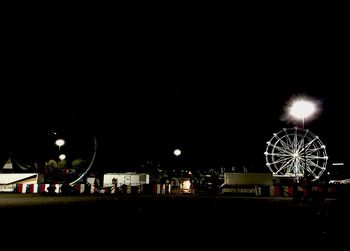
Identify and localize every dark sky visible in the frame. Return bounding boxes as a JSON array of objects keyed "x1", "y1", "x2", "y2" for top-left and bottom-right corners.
[
  {"x1": 8, "y1": 72, "x2": 343, "y2": 173},
  {"x1": 88, "y1": 84, "x2": 347, "y2": 171},
  {"x1": 1, "y1": 11, "x2": 349, "y2": 173}
]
